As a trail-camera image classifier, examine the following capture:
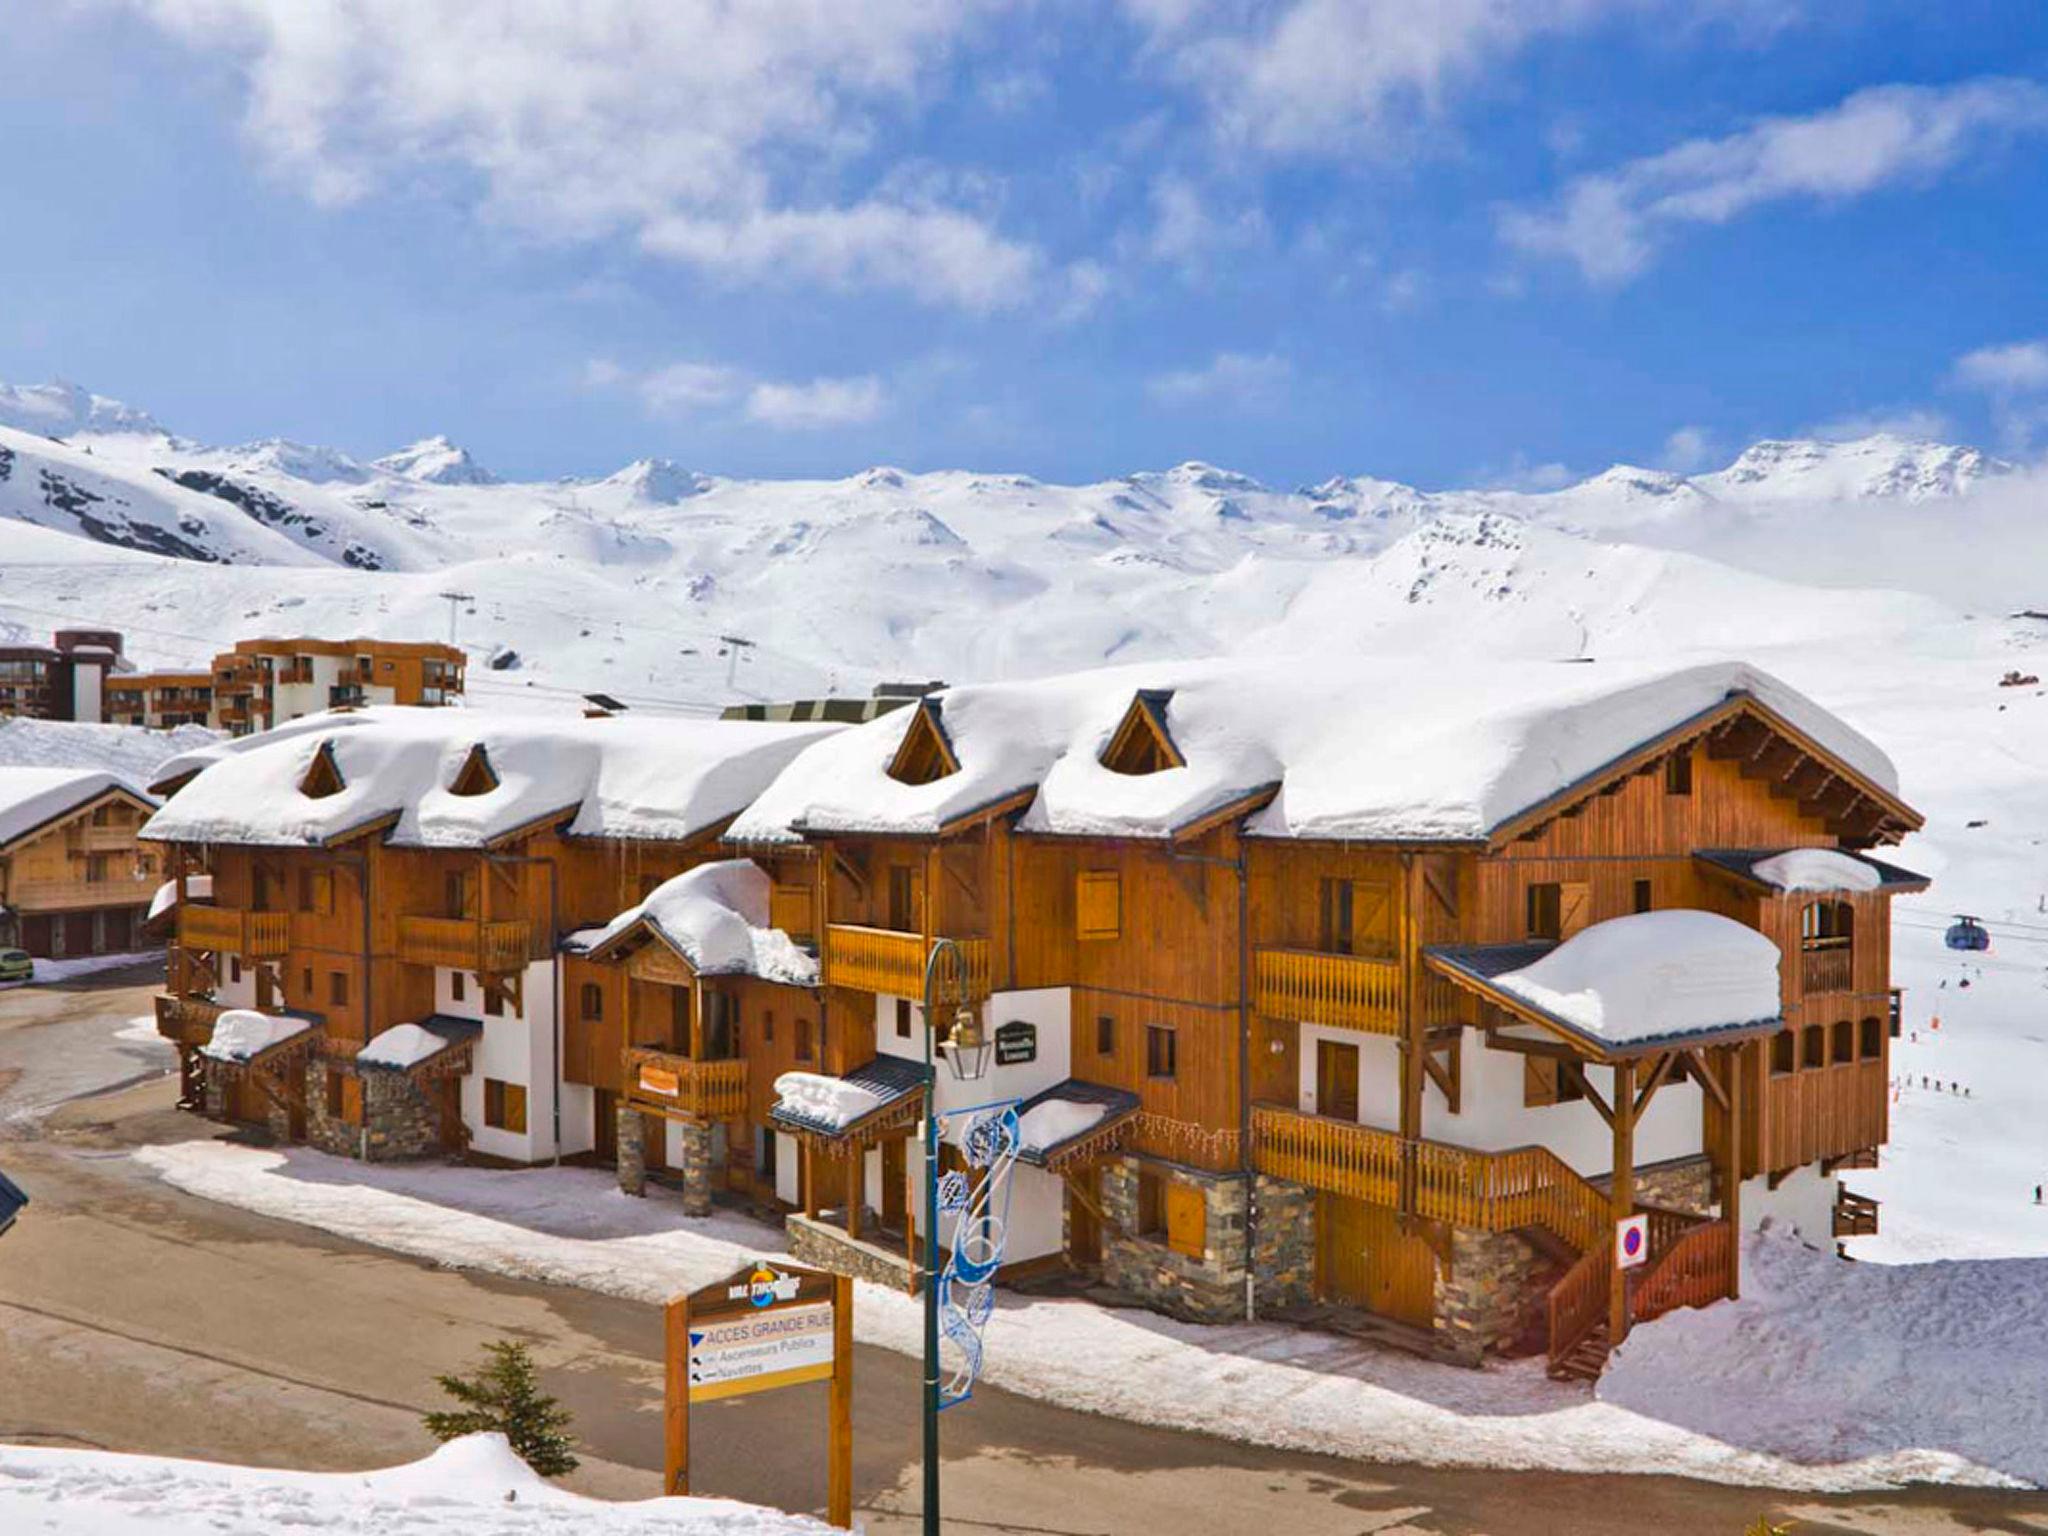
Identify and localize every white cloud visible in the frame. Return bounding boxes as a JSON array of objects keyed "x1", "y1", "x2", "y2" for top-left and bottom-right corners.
[
  {"x1": 745, "y1": 375, "x2": 889, "y2": 430},
  {"x1": 1146, "y1": 351, "x2": 1292, "y2": 409},
  {"x1": 1127, "y1": 0, "x2": 1629, "y2": 156},
  {"x1": 119, "y1": 0, "x2": 1040, "y2": 311},
  {"x1": 1053, "y1": 260, "x2": 1113, "y2": 323},
  {"x1": 1953, "y1": 339, "x2": 2048, "y2": 394},
  {"x1": 1142, "y1": 174, "x2": 1269, "y2": 270},
  {"x1": 1805, "y1": 407, "x2": 1952, "y2": 442},
  {"x1": 1659, "y1": 425, "x2": 1716, "y2": 472},
  {"x1": 636, "y1": 362, "x2": 743, "y2": 415},
  {"x1": 1501, "y1": 78, "x2": 2048, "y2": 283}
]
